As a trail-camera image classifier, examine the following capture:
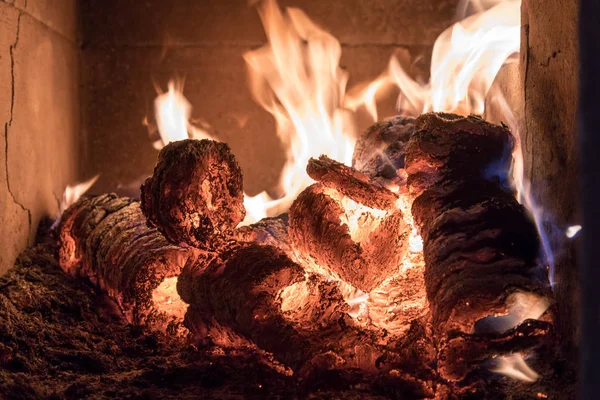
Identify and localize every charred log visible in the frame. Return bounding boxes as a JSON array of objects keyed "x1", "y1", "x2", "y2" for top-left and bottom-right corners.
[
  {"x1": 405, "y1": 113, "x2": 514, "y2": 197},
  {"x1": 178, "y1": 242, "x2": 309, "y2": 370},
  {"x1": 404, "y1": 113, "x2": 553, "y2": 382},
  {"x1": 178, "y1": 242, "x2": 388, "y2": 376},
  {"x1": 307, "y1": 155, "x2": 399, "y2": 210},
  {"x1": 405, "y1": 112, "x2": 551, "y2": 334},
  {"x1": 352, "y1": 116, "x2": 415, "y2": 181},
  {"x1": 289, "y1": 183, "x2": 409, "y2": 292},
  {"x1": 233, "y1": 214, "x2": 292, "y2": 257},
  {"x1": 58, "y1": 194, "x2": 196, "y2": 330},
  {"x1": 141, "y1": 139, "x2": 245, "y2": 249}
]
